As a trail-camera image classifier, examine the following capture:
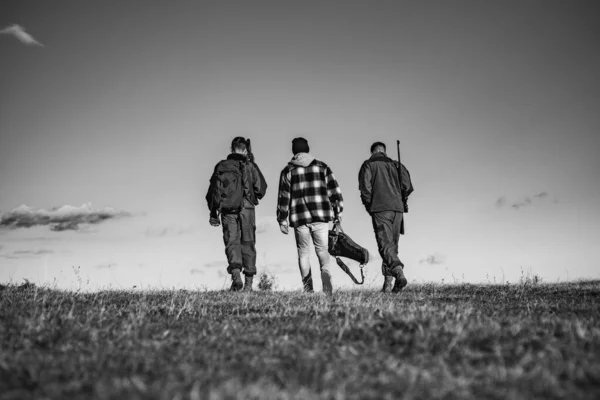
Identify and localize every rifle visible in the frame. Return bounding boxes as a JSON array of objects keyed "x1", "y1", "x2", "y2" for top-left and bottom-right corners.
[
  {"x1": 246, "y1": 138, "x2": 254, "y2": 163},
  {"x1": 396, "y1": 140, "x2": 408, "y2": 213}
]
